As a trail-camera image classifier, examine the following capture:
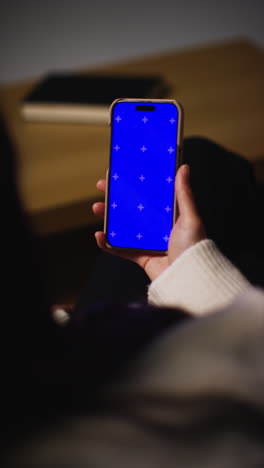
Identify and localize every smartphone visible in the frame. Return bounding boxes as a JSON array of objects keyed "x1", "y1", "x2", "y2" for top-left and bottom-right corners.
[{"x1": 105, "y1": 98, "x2": 183, "y2": 253}]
